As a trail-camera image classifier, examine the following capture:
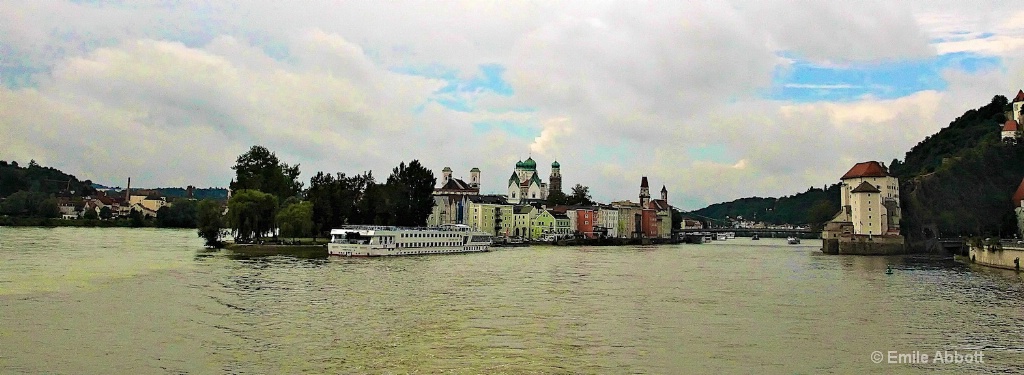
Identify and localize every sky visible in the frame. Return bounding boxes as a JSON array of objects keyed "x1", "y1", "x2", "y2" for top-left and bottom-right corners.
[{"x1": 3, "y1": 1, "x2": 1024, "y2": 210}]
